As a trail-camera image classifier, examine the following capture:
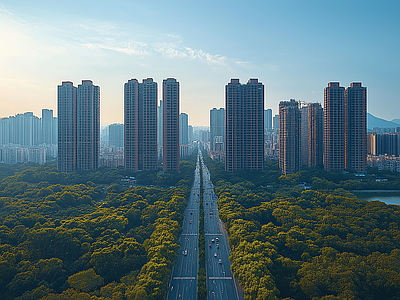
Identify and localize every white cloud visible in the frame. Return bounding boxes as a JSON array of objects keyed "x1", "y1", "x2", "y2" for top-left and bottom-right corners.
[
  {"x1": 84, "y1": 41, "x2": 150, "y2": 56},
  {"x1": 0, "y1": 8, "x2": 246, "y2": 70}
]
